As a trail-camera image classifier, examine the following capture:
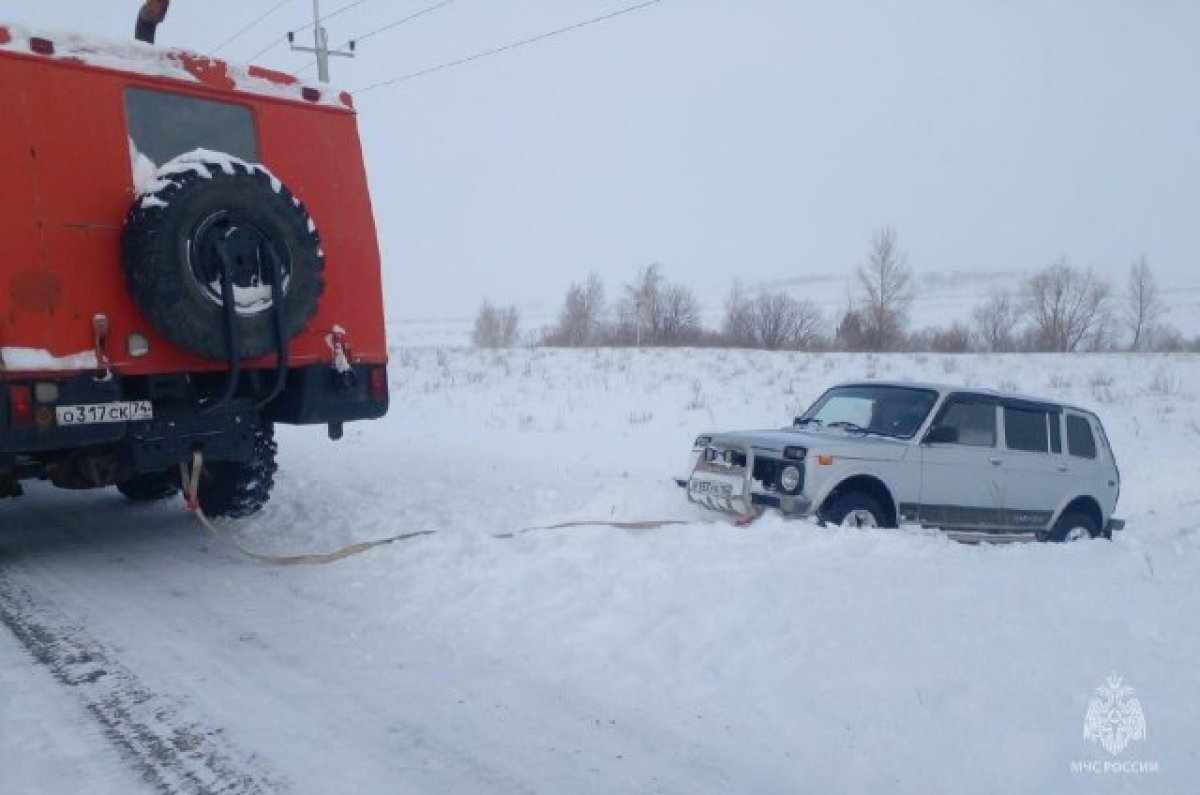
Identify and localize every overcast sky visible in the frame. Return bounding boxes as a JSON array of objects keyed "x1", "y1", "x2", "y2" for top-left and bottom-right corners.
[{"x1": 12, "y1": 1, "x2": 1200, "y2": 323}]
